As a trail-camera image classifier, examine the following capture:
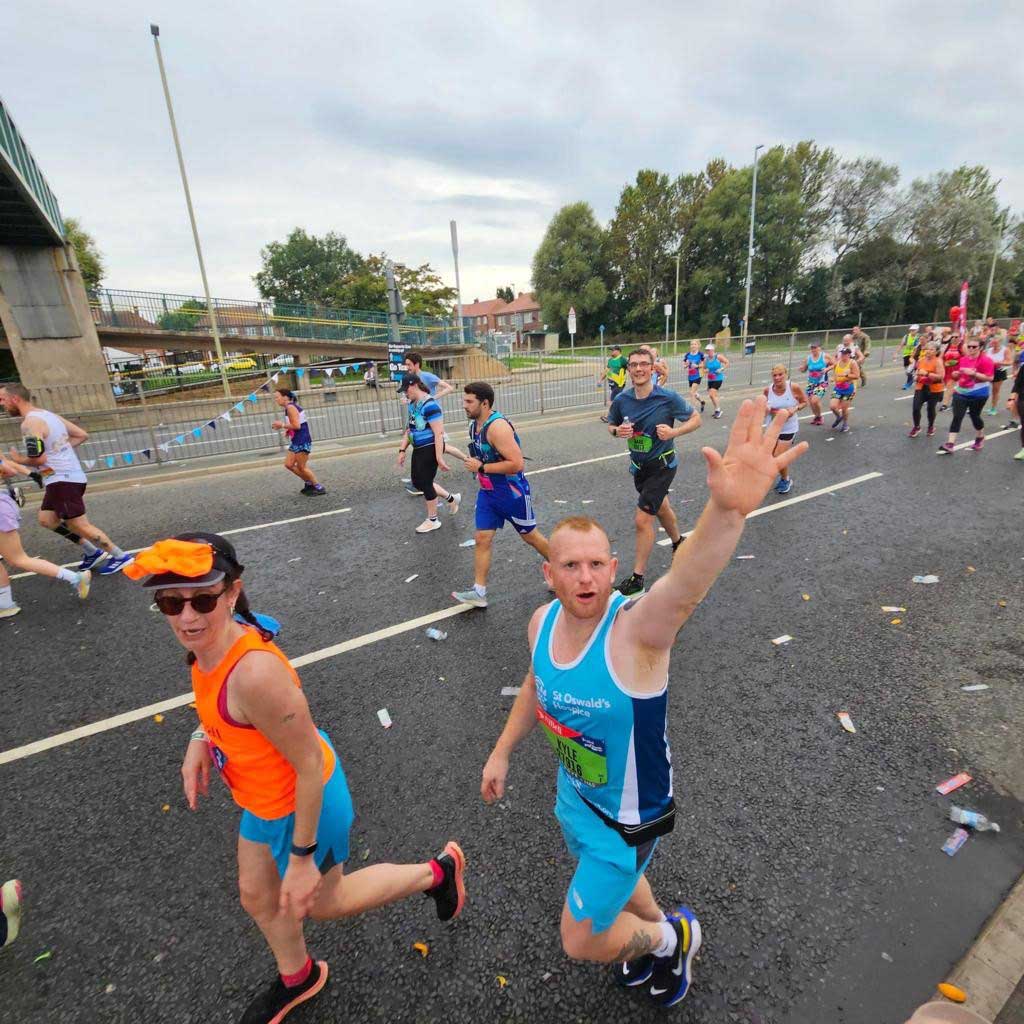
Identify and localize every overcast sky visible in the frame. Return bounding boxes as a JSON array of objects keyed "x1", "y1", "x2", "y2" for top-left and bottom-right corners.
[{"x1": 6, "y1": 1, "x2": 1022, "y2": 309}]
